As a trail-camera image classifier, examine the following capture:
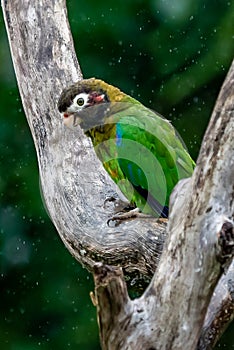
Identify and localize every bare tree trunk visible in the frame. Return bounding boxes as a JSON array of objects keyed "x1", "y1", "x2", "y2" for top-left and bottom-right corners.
[{"x1": 1, "y1": 1, "x2": 234, "y2": 349}]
